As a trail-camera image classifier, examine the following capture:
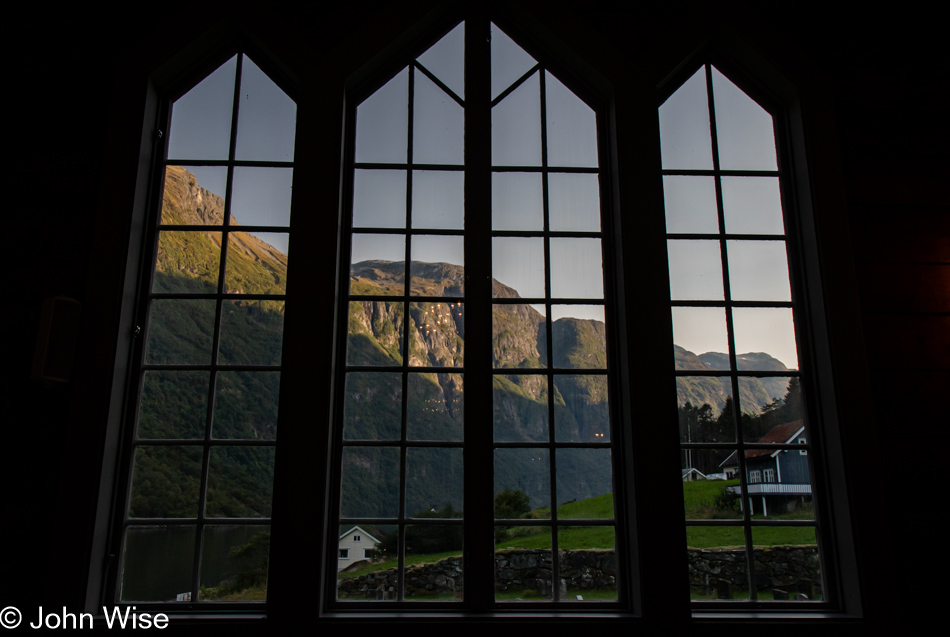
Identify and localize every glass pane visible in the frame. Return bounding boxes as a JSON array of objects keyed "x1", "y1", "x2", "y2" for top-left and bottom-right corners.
[
  {"x1": 667, "y1": 239, "x2": 723, "y2": 301},
  {"x1": 492, "y1": 71, "x2": 541, "y2": 166},
  {"x1": 493, "y1": 237, "x2": 545, "y2": 298},
  {"x1": 410, "y1": 235, "x2": 464, "y2": 296},
  {"x1": 721, "y1": 177, "x2": 785, "y2": 235},
  {"x1": 198, "y1": 525, "x2": 269, "y2": 601},
  {"x1": 412, "y1": 170, "x2": 463, "y2": 229},
  {"x1": 168, "y1": 56, "x2": 236, "y2": 160},
  {"x1": 353, "y1": 169, "x2": 406, "y2": 228},
  {"x1": 744, "y1": 450, "x2": 813, "y2": 519},
  {"x1": 663, "y1": 175, "x2": 718, "y2": 234},
  {"x1": 407, "y1": 372, "x2": 464, "y2": 441},
  {"x1": 676, "y1": 377, "x2": 734, "y2": 443},
  {"x1": 493, "y1": 172, "x2": 543, "y2": 230},
  {"x1": 218, "y1": 299, "x2": 285, "y2": 366},
  {"x1": 671, "y1": 307, "x2": 729, "y2": 369},
  {"x1": 405, "y1": 447, "x2": 463, "y2": 516},
  {"x1": 230, "y1": 167, "x2": 293, "y2": 227},
  {"x1": 347, "y1": 300, "x2": 404, "y2": 366},
  {"x1": 350, "y1": 234, "x2": 406, "y2": 295},
  {"x1": 732, "y1": 307, "x2": 798, "y2": 370},
  {"x1": 121, "y1": 526, "x2": 196, "y2": 602},
  {"x1": 495, "y1": 527, "x2": 552, "y2": 602},
  {"x1": 682, "y1": 448, "x2": 741, "y2": 515},
  {"x1": 340, "y1": 447, "x2": 400, "y2": 518},
  {"x1": 128, "y1": 446, "x2": 202, "y2": 518},
  {"x1": 224, "y1": 232, "x2": 288, "y2": 295},
  {"x1": 404, "y1": 524, "x2": 463, "y2": 601},
  {"x1": 145, "y1": 299, "x2": 216, "y2": 365},
  {"x1": 550, "y1": 238, "x2": 603, "y2": 299},
  {"x1": 234, "y1": 56, "x2": 296, "y2": 162},
  {"x1": 337, "y1": 525, "x2": 398, "y2": 601},
  {"x1": 659, "y1": 67, "x2": 713, "y2": 170},
  {"x1": 727, "y1": 240, "x2": 791, "y2": 302},
  {"x1": 686, "y1": 526, "x2": 749, "y2": 600},
  {"x1": 212, "y1": 371, "x2": 280, "y2": 440},
  {"x1": 138, "y1": 371, "x2": 208, "y2": 439},
  {"x1": 558, "y1": 526, "x2": 617, "y2": 601},
  {"x1": 413, "y1": 71, "x2": 464, "y2": 165},
  {"x1": 545, "y1": 71, "x2": 598, "y2": 168},
  {"x1": 750, "y1": 527, "x2": 820, "y2": 600},
  {"x1": 161, "y1": 165, "x2": 227, "y2": 225},
  {"x1": 356, "y1": 68, "x2": 408, "y2": 164},
  {"x1": 493, "y1": 375, "x2": 549, "y2": 442},
  {"x1": 711, "y1": 67, "x2": 777, "y2": 171},
  {"x1": 490, "y1": 23, "x2": 537, "y2": 101},
  {"x1": 548, "y1": 173, "x2": 600, "y2": 231},
  {"x1": 556, "y1": 448, "x2": 613, "y2": 509},
  {"x1": 494, "y1": 448, "x2": 551, "y2": 516},
  {"x1": 417, "y1": 22, "x2": 465, "y2": 99},
  {"x1": 343, "y1": 372, "x2": 402, "y2": 441},
  {"x1": 153, "y1": 230, "x2": 221, "y2": 294},
  {"x1": 554, "y1": 375, "x2": 609, "y2": 442},
  {"x1": 492, "y1": 304, "x2": 546, "y2": 368},
  {"x1": 551, "y1": 305, "x2": 606, "y2": 369},
  {"x1": 740, "y1": 377, "x2": 805, "y2": 440},
  {"x1": 205, "y1": 446, "x2": 275, "y2": 518},
  {"x1": 409, "y1": 301, "x2": 464, "y2": 367}
]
